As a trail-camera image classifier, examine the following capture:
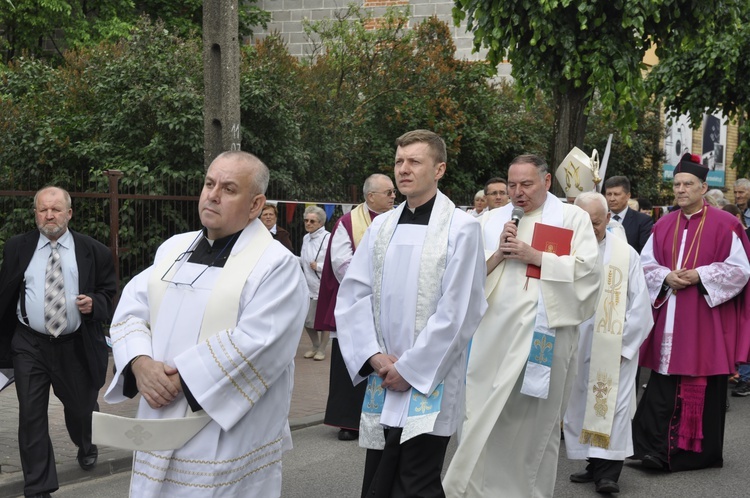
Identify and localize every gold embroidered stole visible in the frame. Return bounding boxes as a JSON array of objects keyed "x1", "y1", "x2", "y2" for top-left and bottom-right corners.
[
  {"x1": 580, "y1": 234, "x2": 629, "y2": 448},
  {"x1": 350, "y1": 203, "x2": 373, "y2": 249},
  {"x1": 93, "y1": 224, "x2": 272, "y2": 451}
]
